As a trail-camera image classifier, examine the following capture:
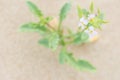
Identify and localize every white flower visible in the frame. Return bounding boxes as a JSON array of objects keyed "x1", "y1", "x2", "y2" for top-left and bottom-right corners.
[
  {"x1": 85, "y1": 26, "x2": 95, "y2": 33},
  {"x1": 89, "y1": 31, "x2": 98, "y2": 39},
  {"x1": 78, "y1": 23, "x2": 85, "y2": 30},
  {"x1": 78, "y1": 17, "x2": 89, "y2": 30},
  {"x1": 89, "y1": 26, "x2": 94, "y2": 31},
  {"x1": 88, "y1": 14, "x2": 96, "y2": 20},
  {"x1": 80, "y1": 17, "x2": 89, "y2": 25},
  {"x1": 84, "y1": 26, "x2": 99, "y2": 42}
]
